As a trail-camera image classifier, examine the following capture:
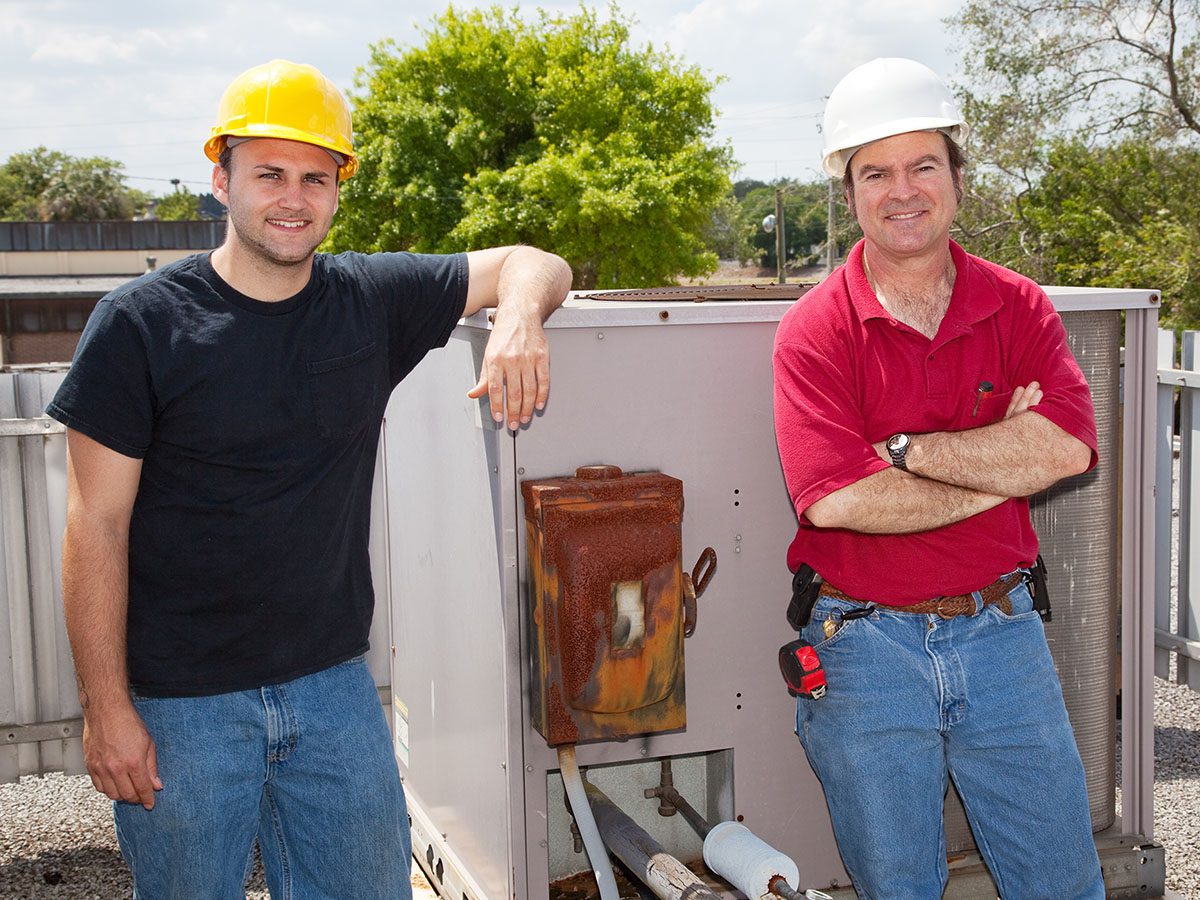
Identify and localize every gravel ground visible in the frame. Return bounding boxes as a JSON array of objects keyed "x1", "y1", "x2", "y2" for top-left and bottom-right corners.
[{"x1": 2, "y1": 685, "x2": 1197, "y2": 900}]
